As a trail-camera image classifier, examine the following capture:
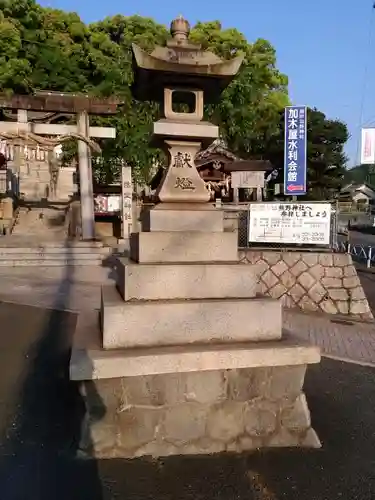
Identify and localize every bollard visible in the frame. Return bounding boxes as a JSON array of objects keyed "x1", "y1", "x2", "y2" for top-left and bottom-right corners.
[
  {"x1": 367, "y1": 246, "x2": 372, "y2": 269},
  {"x1": 2, "y1": 197, "x2": 13, "y2": 220}
]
